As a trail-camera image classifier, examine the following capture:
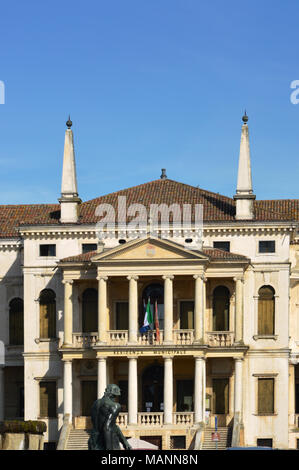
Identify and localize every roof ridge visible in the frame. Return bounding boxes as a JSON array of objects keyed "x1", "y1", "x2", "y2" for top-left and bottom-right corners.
[{"x1": 82, "y1": 178, "x2": 233, "y2": 205}]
